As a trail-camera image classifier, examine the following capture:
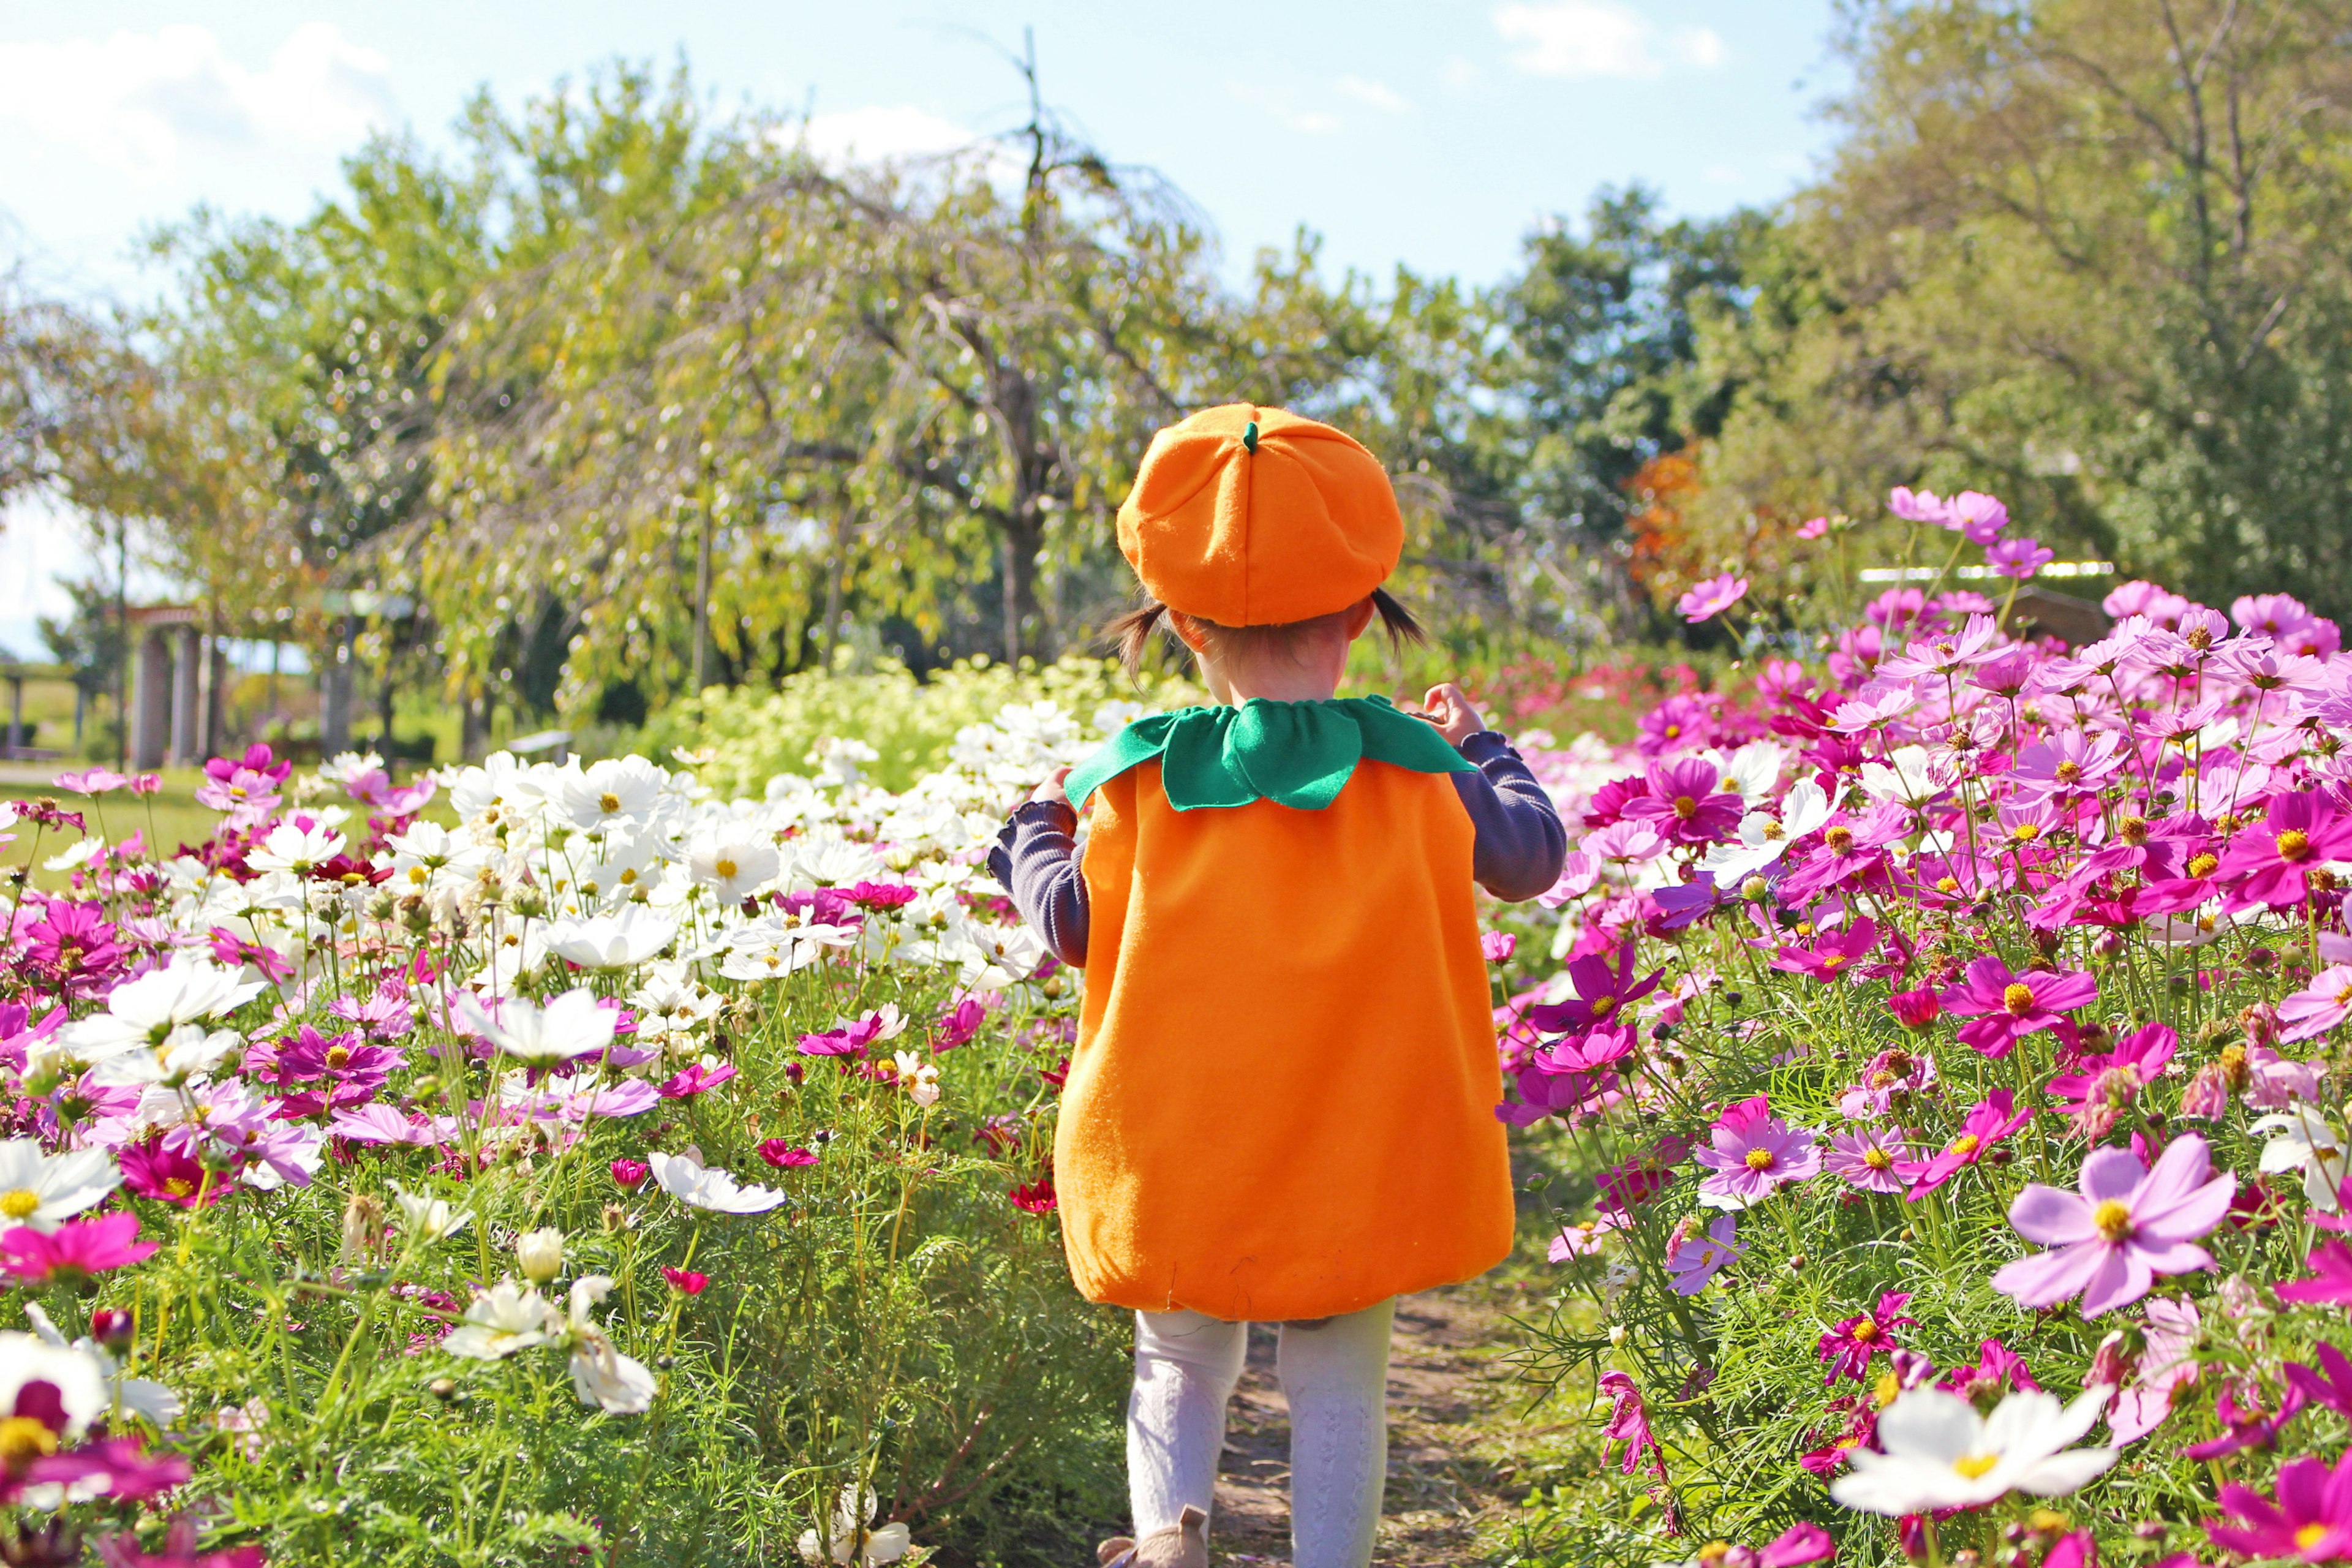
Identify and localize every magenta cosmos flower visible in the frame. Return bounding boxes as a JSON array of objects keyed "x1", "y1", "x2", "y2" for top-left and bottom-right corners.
[
  {"x1": 0, "y1": 1212, "x2": 159, "y2": 1287},
  {"x1": 2278, "y1": 1239, "x2": 2352, "y2": 1306},
  {"x1": 1678, "y1": 573, "x2": 1749, "y2": 623},
  {"x1": 1597, "y1": 1371, "x2": 1663, "y2": 1478},
  {"x1": 1905, "y1": 1090, "x2": 2031, "y2": 1200},
  {"x1": 2046, "y1": 1022, "x2": 2177, "y2": 1139},
  {"x1": 1817, "y1": 1290, "x2": 1914, "y2": 1385},
  {"x1": 1941, "y1": 957, "x2": 2098, "y2": 1058},
  {"x1": 1986, "y1": 537, "x2": 2054, "y2": 579},
  {"x1": 1992, "y1": 1135, "x2": 2234, "y2": 1317},
  {"x1": 2218, "y1": 791, "x2": 2352, "y2": 911},
  {"x1": 1525, "y1": 943, "x2": 1663, "y2": 1035},
  {"x1": 1695, "y1": 1095, "x2": 1820, "y2": 1210},
  {"x1": 1770, "y1": 916, "x2": 1880, "y2": 984},
  {"x1": 1624, "y1": 758, "x2": 1743, "y2": 845},
  {"x1": 2207, "y1": 1449, "x2": 2352, "y2": 1563}
]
